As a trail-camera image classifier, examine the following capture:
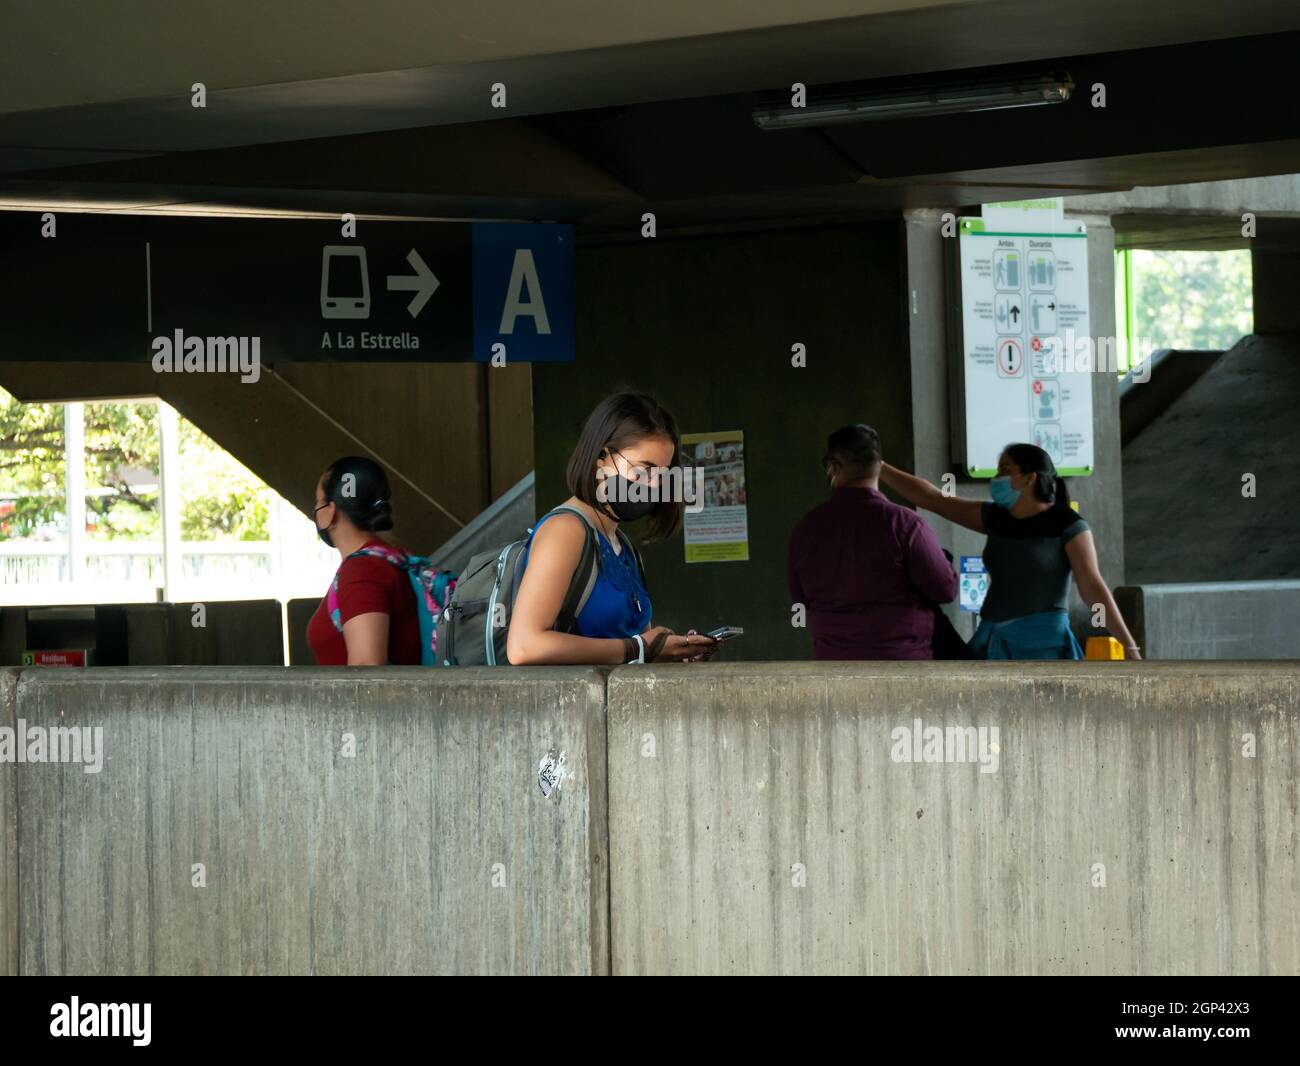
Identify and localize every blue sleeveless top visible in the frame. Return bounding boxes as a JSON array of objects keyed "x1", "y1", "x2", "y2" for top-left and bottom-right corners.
[{"x1": 521, "y1": 510, "x2": 652, "y2": 639}]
